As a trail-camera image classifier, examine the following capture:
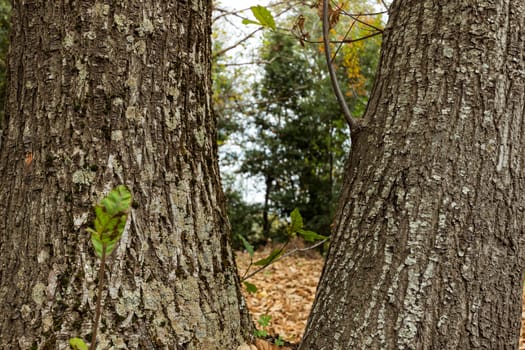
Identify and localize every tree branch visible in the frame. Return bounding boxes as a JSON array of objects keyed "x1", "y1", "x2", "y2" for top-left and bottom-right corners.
[
  {"x1": 90, "y1": 245, "x2": 106, "y2": 350},
  {"x1": 322, "y1": 0, "x2": 360, "y2": 133},
  {"x1": 241, "y1": 239, "x2": 328, "y2": 282},
  {"x1": 380, "y1": 0, "x2": 391, "y2": 13},
  {"x1": 336, "y1": 6, "x2": 385, "y2": 33},
  {"x1": 297, "y1": 31, "x2": 382, "y2": 45},
  {"x1": 213, "y1": 28, "x2": 262, "y2": 59}
]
